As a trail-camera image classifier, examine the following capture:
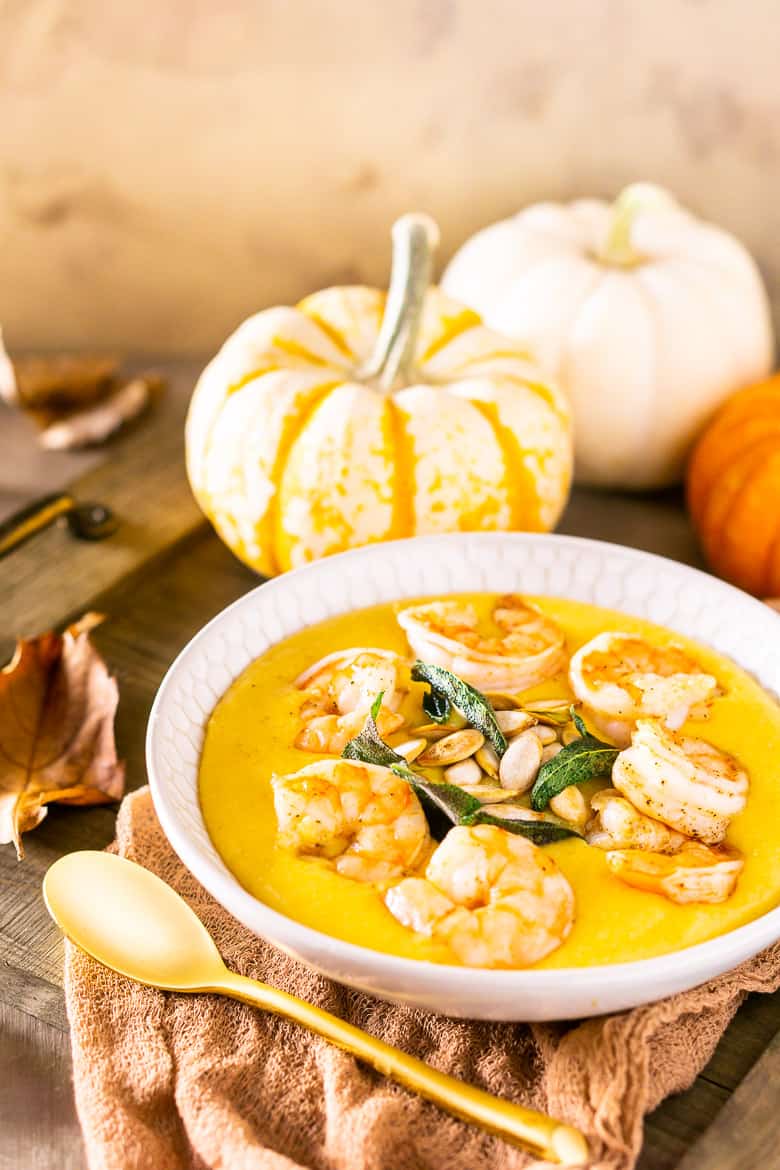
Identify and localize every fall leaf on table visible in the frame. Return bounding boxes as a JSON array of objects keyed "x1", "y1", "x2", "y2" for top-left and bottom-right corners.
[
  {"x1": 0, "y1": 613, "x2": 125, "y2": 859},
  {"x1": 0, "y1": 329, "x2": 165, "y2": 450}
]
